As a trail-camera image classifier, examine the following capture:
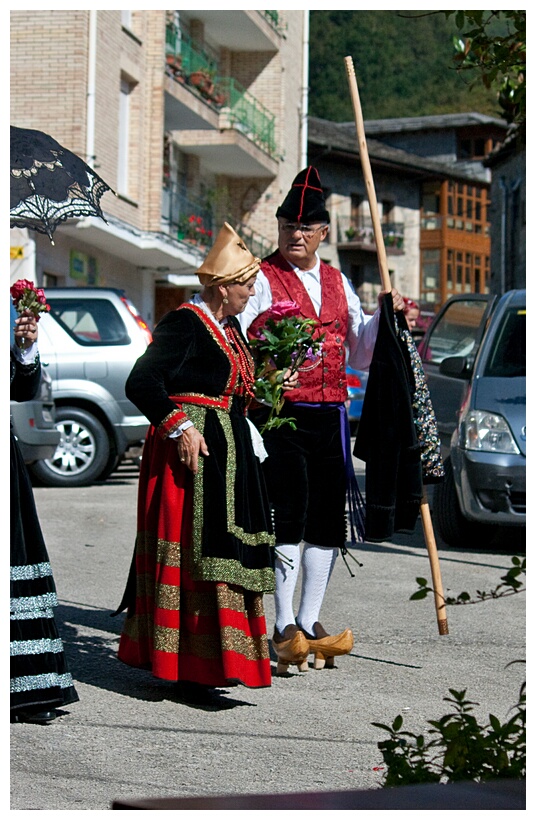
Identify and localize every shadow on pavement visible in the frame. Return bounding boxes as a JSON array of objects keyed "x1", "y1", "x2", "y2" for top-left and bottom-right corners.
[{"x1": 55, "y1": 601, "x2": 263, "y2": 711}]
